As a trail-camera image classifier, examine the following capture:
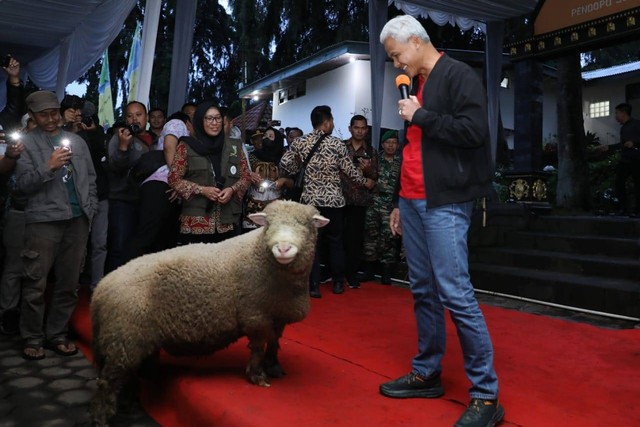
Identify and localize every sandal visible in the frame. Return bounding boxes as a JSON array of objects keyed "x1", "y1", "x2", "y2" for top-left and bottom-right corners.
[
  {"x1": 45, "y1": 340, "x2": 78, "y2": 357},
  {"x1": 23, "y1": 344, "x2": 45, "y2": 360}
]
